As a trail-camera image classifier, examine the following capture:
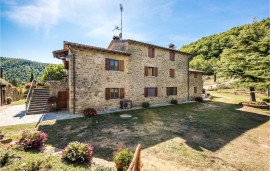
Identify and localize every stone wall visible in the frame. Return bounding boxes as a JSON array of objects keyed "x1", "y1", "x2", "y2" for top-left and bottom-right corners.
[
  {"x1": 4, "y1": 84, "x2": 21, "y2": 102},
  {"x1": 68, "y1": 42, "x2": 190, "y2": 113},
  {"x1": 45, "y1": 80, "x2": 68, "y2": 97},
  {"x1": 189, "y1": 72, "x2": 203, "y2": 99}
]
